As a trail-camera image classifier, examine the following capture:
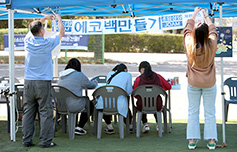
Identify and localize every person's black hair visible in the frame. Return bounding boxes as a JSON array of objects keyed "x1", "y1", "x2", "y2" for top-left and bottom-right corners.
[
  {"x1": 112, "y1": 63, "x2": 127, "y2": 71},
  {"x1": 112, "y1": 65, "x2": 119, "y2": 71},
  {"x1": 65, "y1": 58, "x2": 81, "y2": 72},
  {"x1": 29, "y1": 20, "x2": 43, "y2": 36},
  {"x1": 107, "y1": 63, "x2": 127, "y2": 84},
  {"x1": 195, "y1": 22, "x2": 209, "y2": 47},
  {"x1": 138, "y1": 61, "x2": 153, "y2": 79},
  {"x1": 188, "y1": 22, "x2": 213, "y2": 67}
]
